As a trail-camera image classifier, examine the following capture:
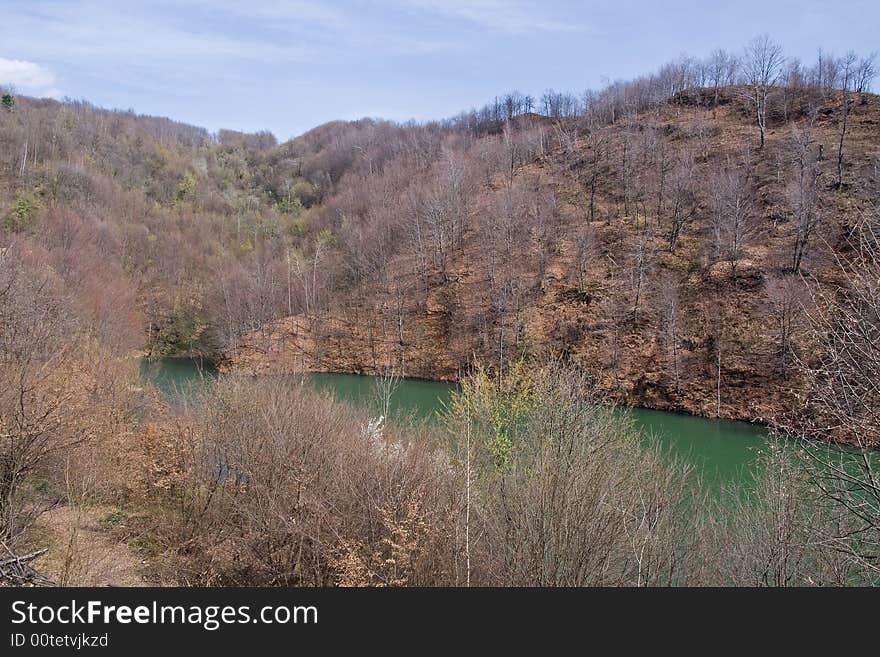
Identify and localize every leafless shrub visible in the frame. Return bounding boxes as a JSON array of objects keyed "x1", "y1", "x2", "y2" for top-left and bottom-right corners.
[
  {"x1": 166, "y1": 376, "x2": 459, "y2": 586},
  {"x1": 446, "y1": 361, "x2": 701, "y2": 586},
  {"x1": 780, "y1": 225, "x2": 880, "y2": 579},
  {"x1": 703, "y1": 442, "x2": 857, "y2": 586}
]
